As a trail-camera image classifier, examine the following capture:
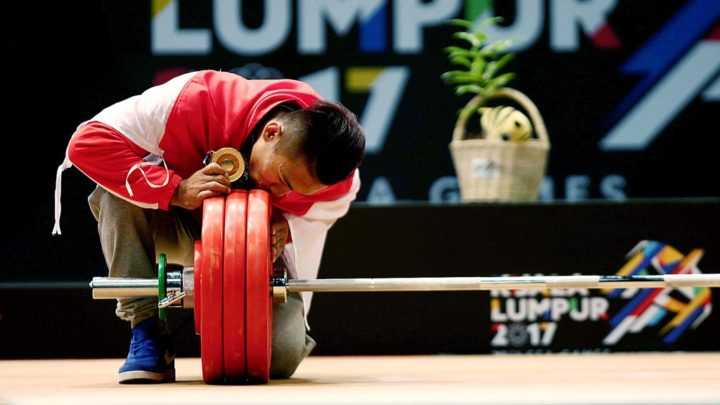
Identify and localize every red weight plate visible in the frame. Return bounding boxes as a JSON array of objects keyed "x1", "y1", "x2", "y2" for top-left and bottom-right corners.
[
  {"x1": 200, "y1": 196, "x2": 225, "y2": 384},
  {"x1": 245, "y1": 189, "x2": 273, "y2": 383},
  {"x1": 193, "y1": 240, "x2": 202, "y2": 336},
  {"x1": 223, "y1": 191, "x2": 248, "y2": 380}
]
